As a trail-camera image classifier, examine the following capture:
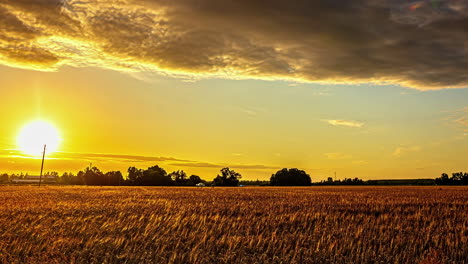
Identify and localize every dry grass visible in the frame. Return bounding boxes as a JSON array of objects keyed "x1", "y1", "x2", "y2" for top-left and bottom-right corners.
[{"x1": 0, "y1": 186, "x2": 467, "y2": 263}]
